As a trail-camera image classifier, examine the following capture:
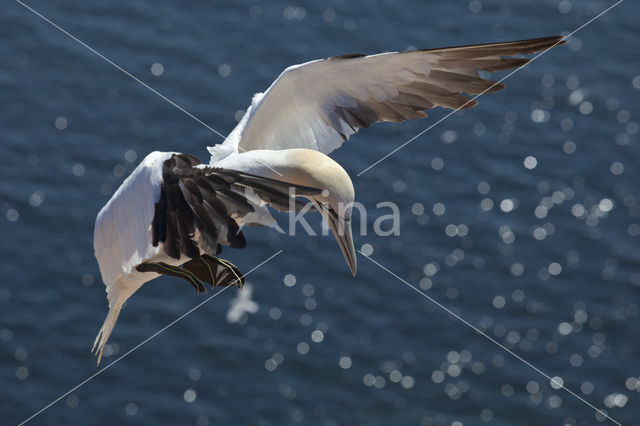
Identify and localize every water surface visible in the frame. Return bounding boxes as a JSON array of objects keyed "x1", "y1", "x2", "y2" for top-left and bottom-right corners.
[{"x1": 2, "y1": 1, "x2": 639, "y2": 425}]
